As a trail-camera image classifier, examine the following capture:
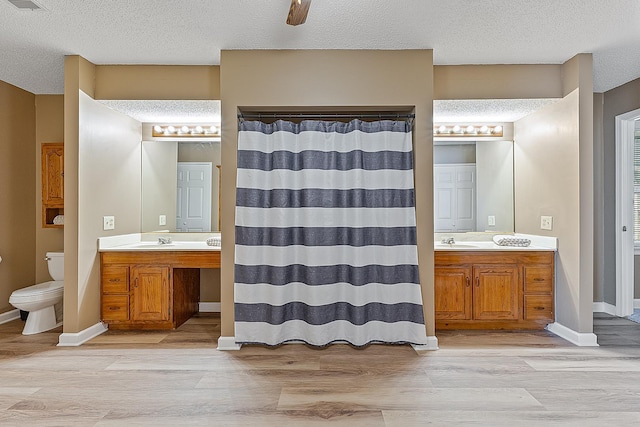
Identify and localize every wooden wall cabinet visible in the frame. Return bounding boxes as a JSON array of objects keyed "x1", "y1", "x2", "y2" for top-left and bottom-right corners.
[
  {"x1": 435, "y1": 251, "x2": 554, "y2": 330},
  {"x1": 41, "y1": 142, "x2": 64, "y2": 228},
  {"x1": 100, "y1": 251, "x2": 213, "y2": 330}
]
